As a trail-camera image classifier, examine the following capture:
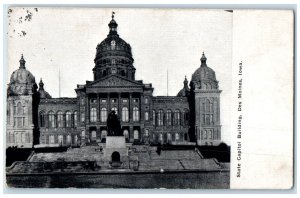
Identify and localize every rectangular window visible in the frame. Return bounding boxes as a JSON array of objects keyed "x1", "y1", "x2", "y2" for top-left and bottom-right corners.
[
  {"x1": 111, "y1": 99, "x2": 117, "y2": 103},
  {"x1": 101, "y1": 99, "x2": 107, "y2": 103},
  {"x1": 145, "y1": 98, "x2": 148, "y2": 104},
  {"x1": 145, "y1": 112, "x2": 149, "y2": 121},
  {"x1": 122, "y1": 99, "x2": 128, "y2": 103},
  {"x1": 81, "y1": 113, "x2": 85, "y2": 122},
  {"x1": 90, "y1": 99, "x2": 97, "y2": 104}
]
